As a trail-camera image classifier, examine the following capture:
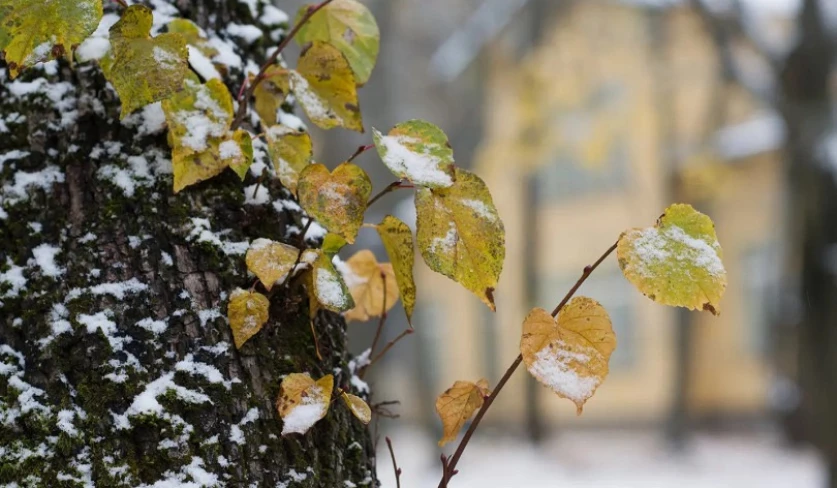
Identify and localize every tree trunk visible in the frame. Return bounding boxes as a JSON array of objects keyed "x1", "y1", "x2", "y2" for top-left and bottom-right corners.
[
  {"x1": 0, "y1": 1, "x2": 376, "y2": 486},
  {"x1": 781, "y1": 2, "x2": 837, "y2": 486}
]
